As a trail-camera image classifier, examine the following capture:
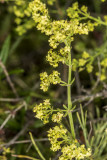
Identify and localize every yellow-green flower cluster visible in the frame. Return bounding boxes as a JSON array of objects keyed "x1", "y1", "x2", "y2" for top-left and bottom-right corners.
[
  {"x1": 48, "y1": 125, "x2": 91, "y2": 159},
  {"x1": 67, "y1": 2, "x2": 79, "y2": 19},
  {"x1": 87, "y1": 21, "x2": 98, "y2": 32},
  {"x1": 80, "y1": 5, "x2": 99, "y2": 31},
  {"x1": 81, "y1": 5, "x2": 88, "y2": 13},
  {"x1": 48, "y1": 125, "x2": 67, "y2": 151},
  {"x1": 29, "y1": 0, "x2": 89, "y2": 68},
  {"x1": 72, "y1": 51, "x2": 93, "y2": 73},
  {"x1": 48, "y1": 19, "x2": 88, "y2": 49},
  {"x1": 67, "y1": 2, "x2": 99, "y2": 32},
  {"x1": 33, "y1": 99, "x2": 64, "y2": 124},
  {"x1": 29, "y1": 0, "x2": 51, "y2": 35},
  {"x1": 30, "y1": 0, "x2": 89, "y2": 37},
  {"x1": 40, "y1": 71, "x2": 61, "y2": 92},
  {"x1": 0, "y1": 146, "x2": 12, "y2": 160},
  {"x1": 59, "y1": 144, "x2": 91, "y2": 160},
  {"x1": 46, "y1": 46, "x2": 70, "y2": 67},
  {"x1": 7, "y1": 0, "x2": 35, "y2": 35},
  {"x1": 52, "y1": 112, "x2": 63, "y2": 123},
  {"x1": 46, "y1": 49, "x2": 63, "y2": 67},
  {"x1": 33, "y1": 99, "x2": 52, "y2": 124},
  {"x1": 101, "y1": 58, "x2": 107, "y2": 67}
]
